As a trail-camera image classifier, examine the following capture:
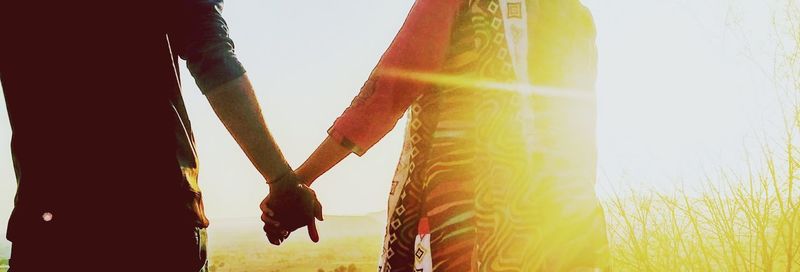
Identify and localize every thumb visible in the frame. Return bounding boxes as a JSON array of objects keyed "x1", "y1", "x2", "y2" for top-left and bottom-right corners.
[
  {"x1": 307, "y1": 218, "x2": 320, "y2": 243},
  {"x1": 314, "y1": 200, "x2": 324, "y2": 221}
]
